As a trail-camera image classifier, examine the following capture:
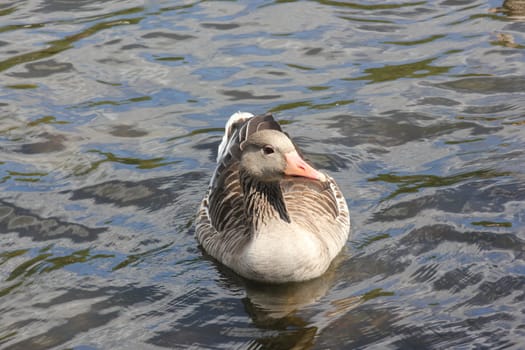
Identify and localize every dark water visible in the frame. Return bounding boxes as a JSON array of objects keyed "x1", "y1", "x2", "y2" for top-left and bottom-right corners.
[{"x1": 1, "y1": 0, "x2": 525, "y2": 349}]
